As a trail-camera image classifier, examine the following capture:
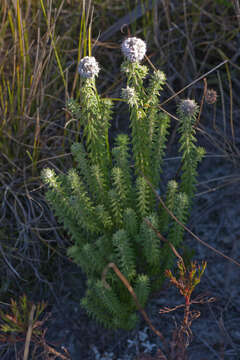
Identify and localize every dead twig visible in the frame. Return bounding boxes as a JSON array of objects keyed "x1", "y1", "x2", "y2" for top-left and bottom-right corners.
[
  {"x1": 102, "y1": 262, "x2": 168, "y2": 359},
  {"x1": 23, "y1": 304, "x2": 36, "y2": 360}
]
